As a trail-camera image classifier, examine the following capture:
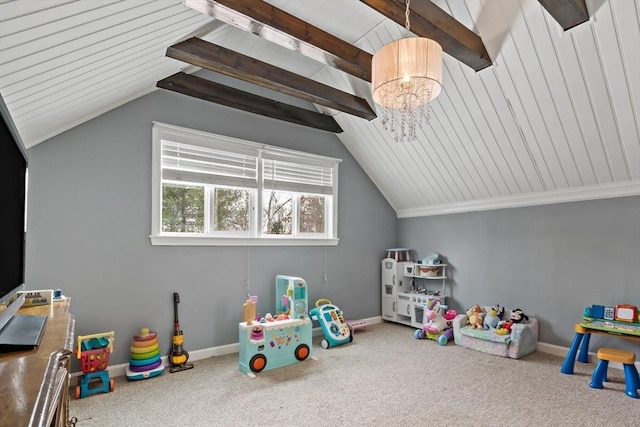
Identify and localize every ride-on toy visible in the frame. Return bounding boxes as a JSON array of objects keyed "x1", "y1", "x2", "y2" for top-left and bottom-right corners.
[
  {"x1": 414, "y1": 327, "x2": 454, "y2": 346},
  {"x1": 309, "y1": 298, "x2": 352, "y2": 349},
  {"x1": 414, "y1": 299, "x2": 456, "y2": 346}
]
